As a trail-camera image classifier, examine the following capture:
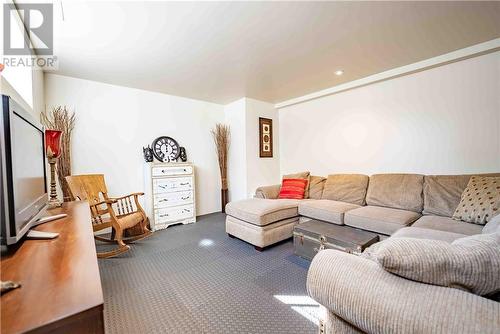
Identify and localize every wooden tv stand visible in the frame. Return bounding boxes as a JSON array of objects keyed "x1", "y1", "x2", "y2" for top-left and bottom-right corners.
[{"x1": 1, "y1": 201, "x2": 104, "y2": 334}]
